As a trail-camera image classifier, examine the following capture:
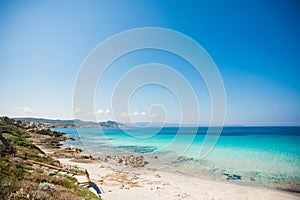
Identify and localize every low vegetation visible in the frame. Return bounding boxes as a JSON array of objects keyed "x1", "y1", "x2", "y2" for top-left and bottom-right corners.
[{"x1": 0, "y1": 119, "x2": 100, "y2": 200}]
